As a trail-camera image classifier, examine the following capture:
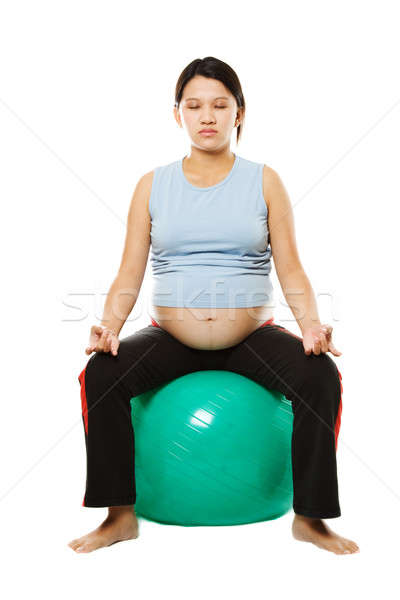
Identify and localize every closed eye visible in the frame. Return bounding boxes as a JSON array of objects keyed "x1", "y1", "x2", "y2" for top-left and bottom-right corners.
[{"x1": 188, "y1": 106, "x2": 227, "y2": 109}]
